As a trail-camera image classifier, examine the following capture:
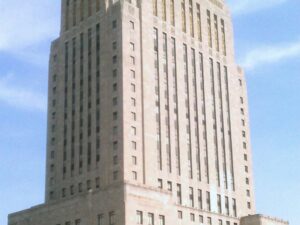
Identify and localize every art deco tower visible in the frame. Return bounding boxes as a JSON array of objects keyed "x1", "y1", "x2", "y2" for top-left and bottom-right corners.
[{"x1": 9, "y1": 1, "x2": 263, "y2": 225}]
